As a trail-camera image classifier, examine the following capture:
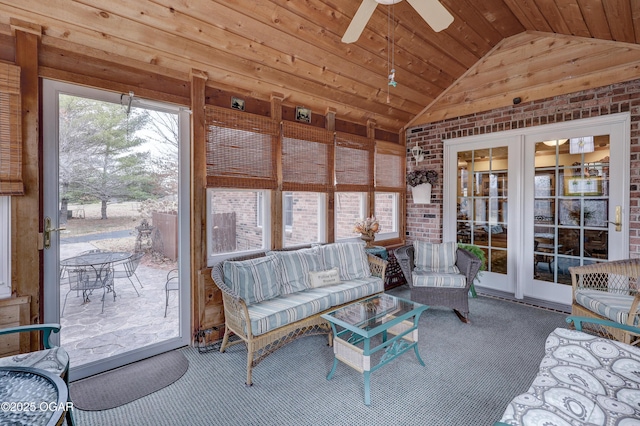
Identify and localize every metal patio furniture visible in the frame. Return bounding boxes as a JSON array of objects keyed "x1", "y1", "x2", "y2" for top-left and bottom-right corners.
[
  {"x1": 165, "y1": 268, "x2": 179, "y2": 317},
  {"x1": 0, "y1": 324, "x2": 75, "y2": 425},
  {"x1": 112, "y1": 251, "x2": 144, "y2": 296},
  {"x1": 62, "y1": 264, "x2": 114, "y2": 316}
]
